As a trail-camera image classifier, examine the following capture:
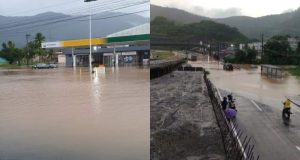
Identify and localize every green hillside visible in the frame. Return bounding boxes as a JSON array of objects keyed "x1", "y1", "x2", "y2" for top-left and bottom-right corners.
[
  {"x1": 151, "y1": 5, "x2": 300, "y2": 39},
  {"x1": 151, "y1": 16, "x2": 248, "y2": 43}
]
